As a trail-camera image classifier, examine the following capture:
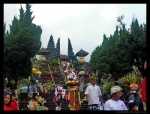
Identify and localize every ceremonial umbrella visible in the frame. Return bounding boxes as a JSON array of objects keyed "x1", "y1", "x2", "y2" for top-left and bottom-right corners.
[
  {"x1": 36, "y1": 71, "x2": 42, "y2": 75},
  {"x1": 32, "y1": 68, "x2": 42, "y2": 75},
  {"x1": 32, "y1": 68, "x2": 37, "y2": 73}
]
